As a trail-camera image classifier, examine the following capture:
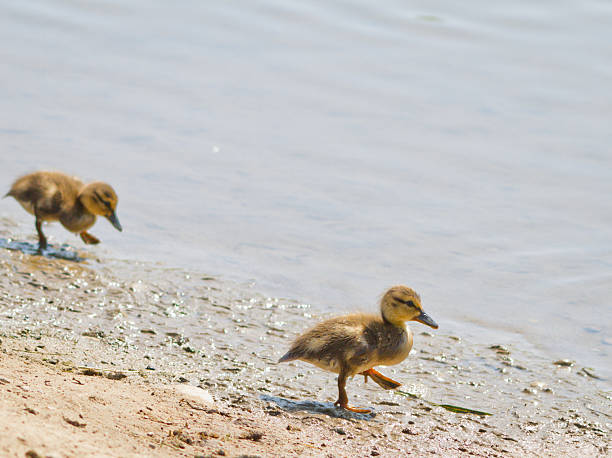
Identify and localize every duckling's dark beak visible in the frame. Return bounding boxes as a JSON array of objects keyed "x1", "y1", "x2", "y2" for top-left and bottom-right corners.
[
  {"x1": 106, "y1": 211, "x2": 123, "y2": 232},
  {"x1": 415, "y1": 310, "x2": 438, "y2": 329}
]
